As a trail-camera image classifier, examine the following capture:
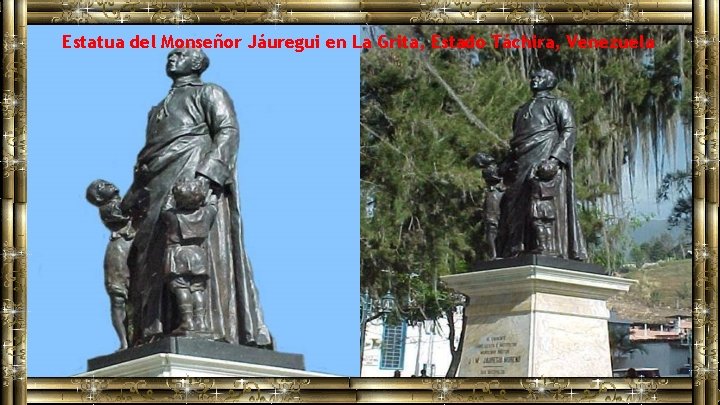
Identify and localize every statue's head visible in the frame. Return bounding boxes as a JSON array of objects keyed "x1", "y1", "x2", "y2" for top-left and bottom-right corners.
[
  {"x1": 172, "y1": 178, "x2": 208, "y2": 211},
  {"x1": 86, "y1": 179, "x2": 120, "y2": 207},
  {"x1": 166, "y1": 48, "x2": 210, "y2": 79},
  {"x1": 529, "y1": 69, "x2": 557, "y2": 92}
]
